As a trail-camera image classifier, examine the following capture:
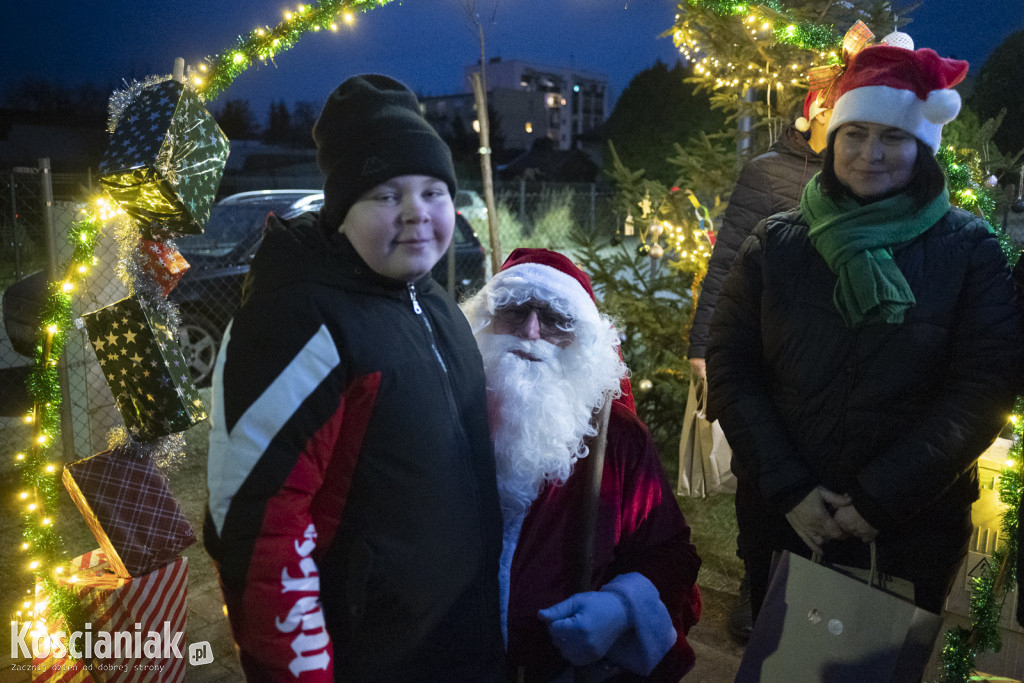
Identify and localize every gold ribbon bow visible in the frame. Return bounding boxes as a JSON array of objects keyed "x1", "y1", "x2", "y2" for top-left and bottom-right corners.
[{"x1": 807, "y1": 20, "x2": 874, "y2": 107}]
